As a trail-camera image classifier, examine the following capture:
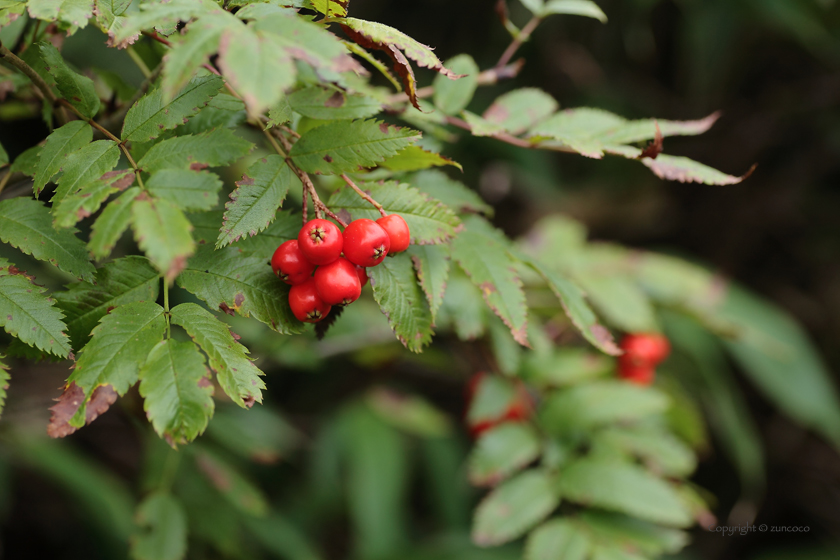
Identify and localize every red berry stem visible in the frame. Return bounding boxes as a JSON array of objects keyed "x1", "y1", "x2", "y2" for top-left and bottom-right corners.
[{"x1": 341, "y1": 174, "x2": 388, "y2": 218}]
